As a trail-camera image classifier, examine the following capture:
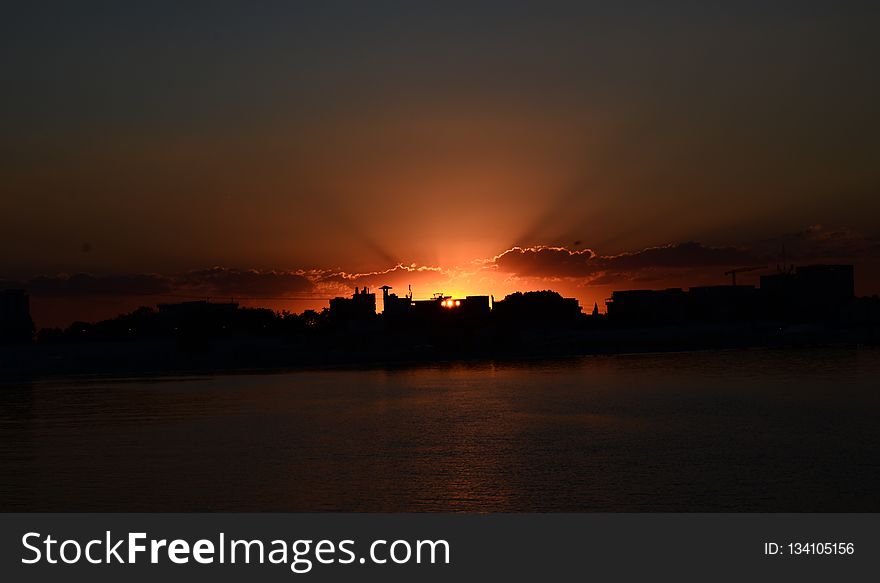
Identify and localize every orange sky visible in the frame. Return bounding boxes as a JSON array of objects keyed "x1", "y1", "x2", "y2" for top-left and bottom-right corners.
[
  {"x1": 16, "y1": 226, "x2": 880, "y2": 328},
  {"x1": 2, "y1": 3, "x2": 879, "y2": 328}
]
